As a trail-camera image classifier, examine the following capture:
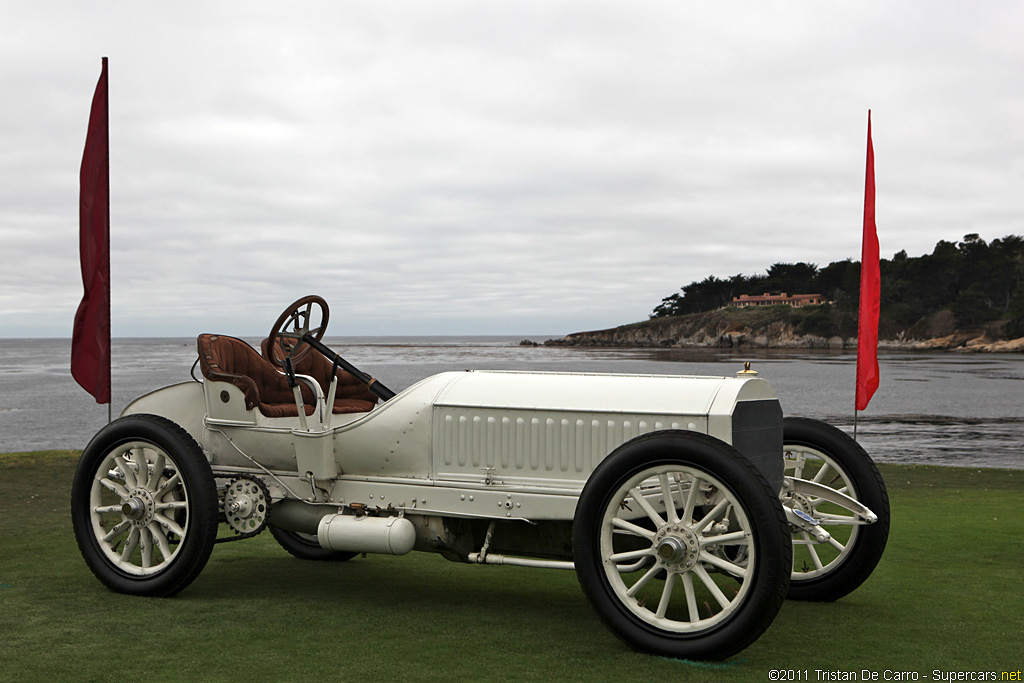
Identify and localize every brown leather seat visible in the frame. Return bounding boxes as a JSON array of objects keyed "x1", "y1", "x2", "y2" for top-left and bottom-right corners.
[
  {"x1": 261, "y1": 338, "x2": 377, "y2": 414},
  {"x1": 196, "y1": 334, "x2": 377, "y2": 419},
  {"x1": 197, "y1": 334, "x2": 317, "y2": 418}
]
